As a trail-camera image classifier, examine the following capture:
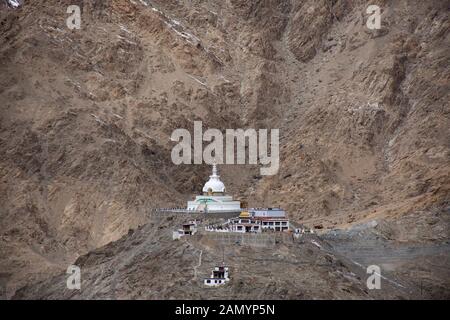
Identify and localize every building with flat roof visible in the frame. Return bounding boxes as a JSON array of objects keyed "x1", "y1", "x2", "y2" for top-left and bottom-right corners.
[
  {"x1": 172, "y1": 221, "x2": 198, "y2": 240},
  {"x1": 228, "y1": 208, "x2": 289, "y2": 233},
  {"x1": 204, "y1": 265, "x2": 230, "y2": 286}
]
